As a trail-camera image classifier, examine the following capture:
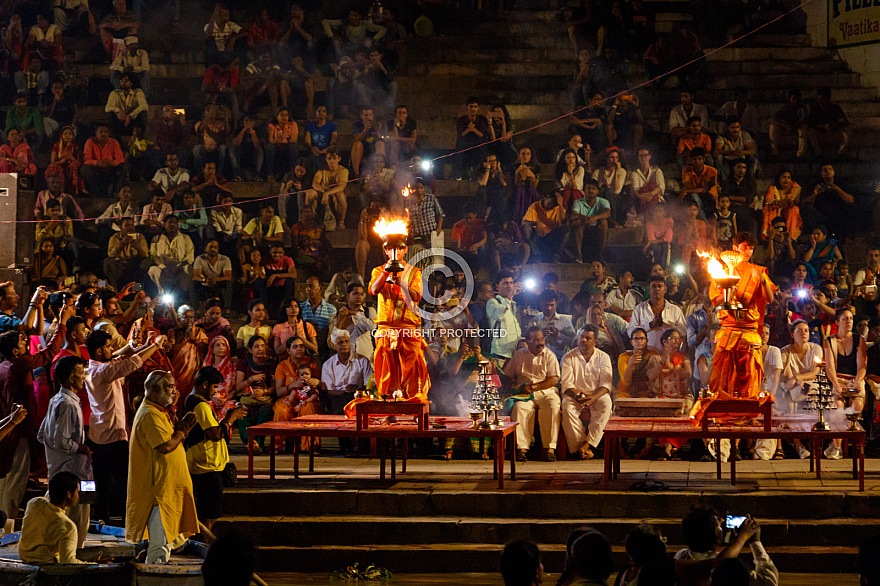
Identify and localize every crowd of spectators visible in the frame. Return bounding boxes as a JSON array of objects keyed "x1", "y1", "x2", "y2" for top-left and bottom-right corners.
[{"x1": 0, "y1": 0, "x2": 879, "y2": 569}]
